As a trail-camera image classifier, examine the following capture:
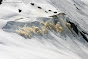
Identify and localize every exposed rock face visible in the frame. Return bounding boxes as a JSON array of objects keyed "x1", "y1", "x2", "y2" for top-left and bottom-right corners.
[{"x1": 0, "y1": 0, "x2": 2, "y2": 5}]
